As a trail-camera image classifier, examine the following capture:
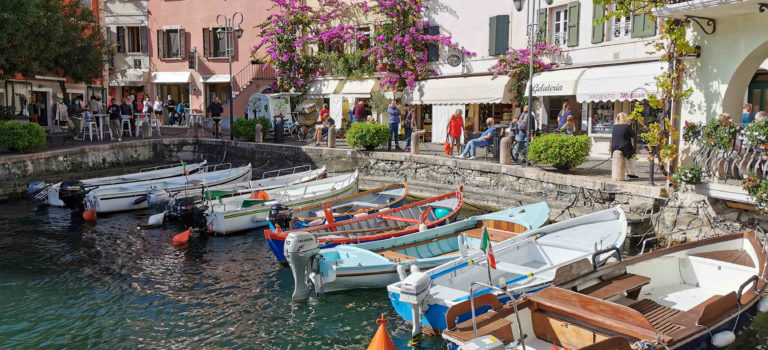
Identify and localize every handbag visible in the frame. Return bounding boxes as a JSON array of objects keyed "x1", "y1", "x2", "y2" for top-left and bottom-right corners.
[{"x1": 444, "y1": 136, "x2": 451, "y2": 155}]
